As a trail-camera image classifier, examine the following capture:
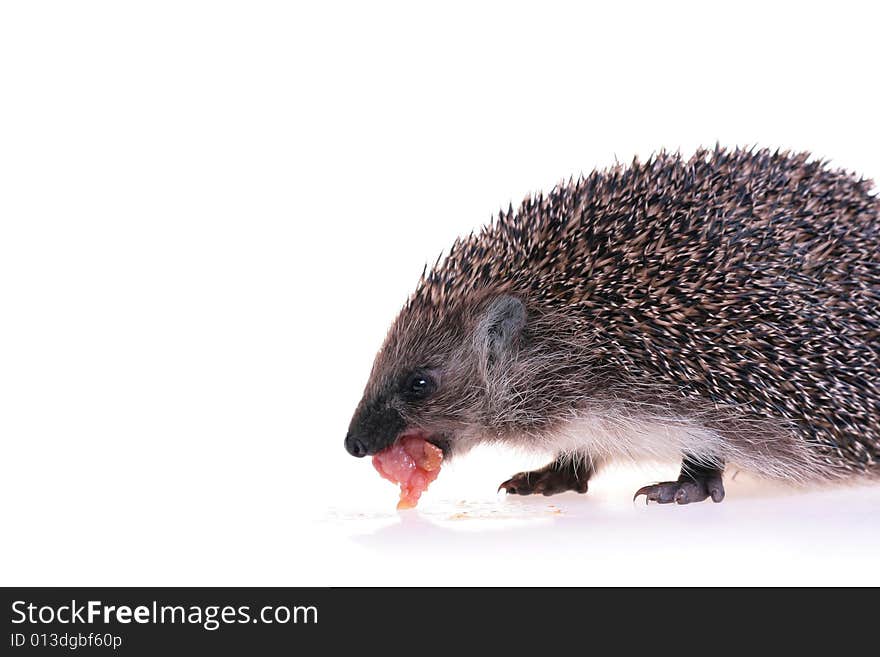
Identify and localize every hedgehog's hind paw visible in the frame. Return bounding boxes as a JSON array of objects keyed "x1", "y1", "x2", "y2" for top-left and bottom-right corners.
[{"x1": 633, "y1": 476, "x2": 725, "y2": 505}]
